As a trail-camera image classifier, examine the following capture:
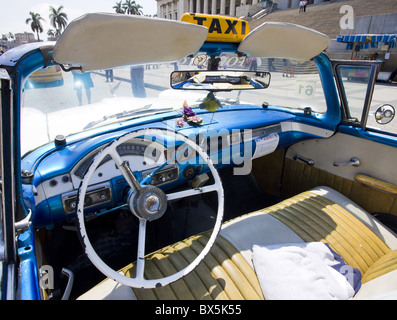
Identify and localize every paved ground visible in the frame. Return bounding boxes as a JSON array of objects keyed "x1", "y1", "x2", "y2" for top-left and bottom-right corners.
[{"x1": 249, "y1": 0, "x2": 397, "y2": 39}]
